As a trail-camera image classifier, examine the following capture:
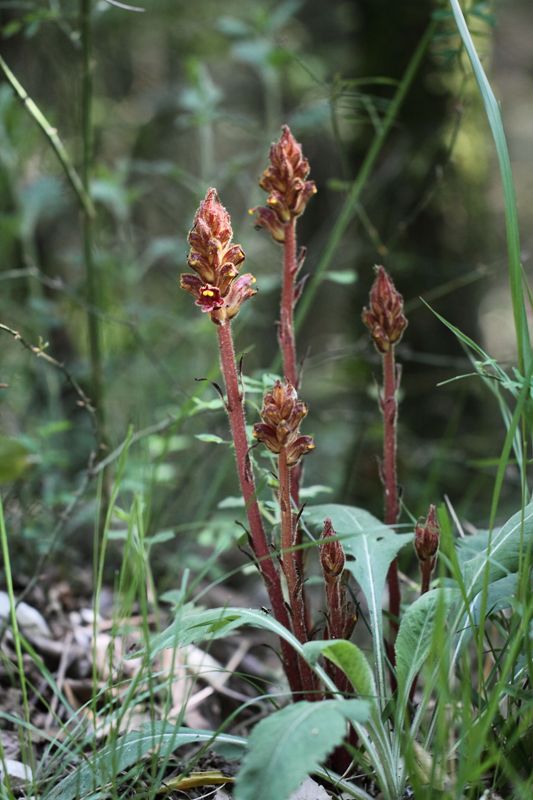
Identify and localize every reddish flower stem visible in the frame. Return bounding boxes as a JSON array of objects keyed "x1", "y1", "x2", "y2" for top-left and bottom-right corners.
[
  {"x1": 281, "y1": 218, "x2": 299, "y2": 390},
  {"x1": 382, "y1": 347, "x2": 401, "y2": 662},
  {"x1": 217, "y1": 322, "x2": 302, "y2": 695},
  {"x1": 278, "y1": 448, "x2": 318, "y2": 699}
]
